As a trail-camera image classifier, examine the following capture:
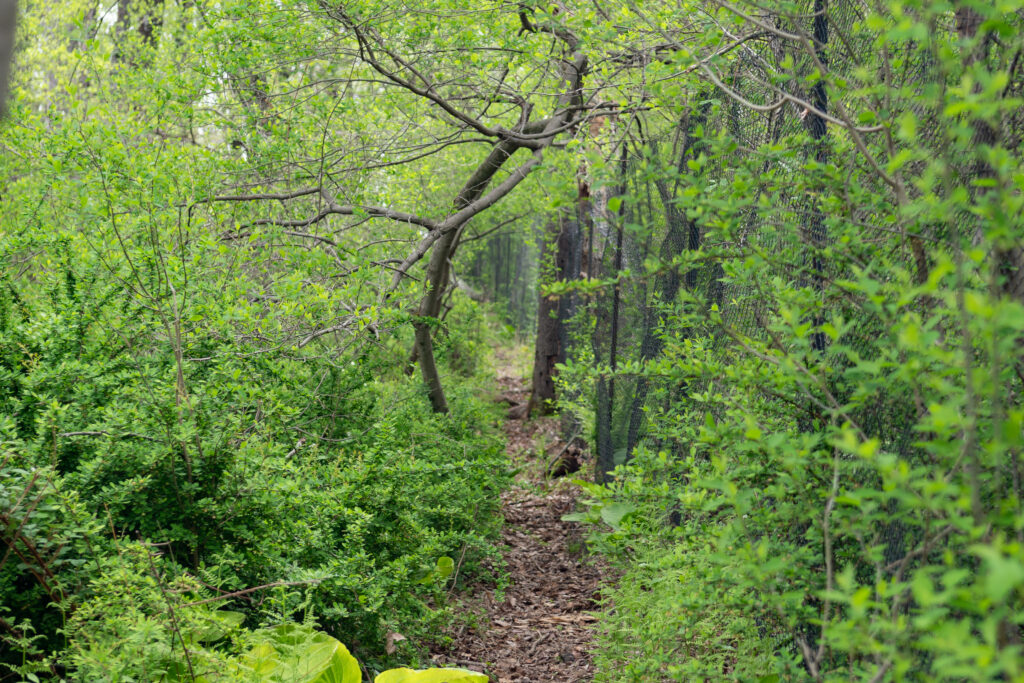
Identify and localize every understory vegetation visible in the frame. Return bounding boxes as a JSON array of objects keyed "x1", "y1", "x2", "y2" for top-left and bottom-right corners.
[
  {"x1": 1, "y1": 267, "x2": 509, "y2": 678},
  {"x1": 550, "y1": 2, "x2": 1024, "y2": 680},
  {"x1": 2, "y1": 0, "x2": 1023, "y2": 681}
]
